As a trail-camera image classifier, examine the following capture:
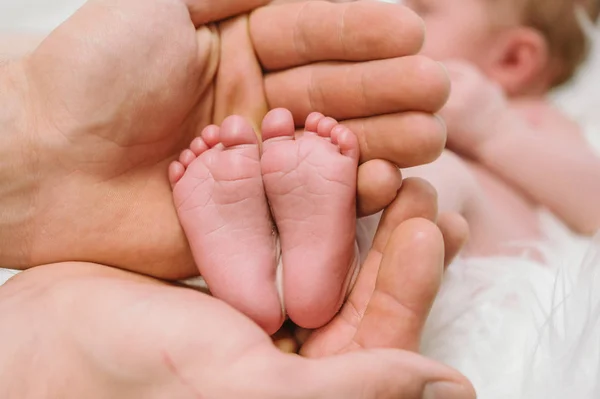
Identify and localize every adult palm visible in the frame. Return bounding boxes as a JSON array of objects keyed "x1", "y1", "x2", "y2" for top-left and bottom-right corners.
[{"x1": 0, "y1": 180, "x2": 473, "y2": 399}]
